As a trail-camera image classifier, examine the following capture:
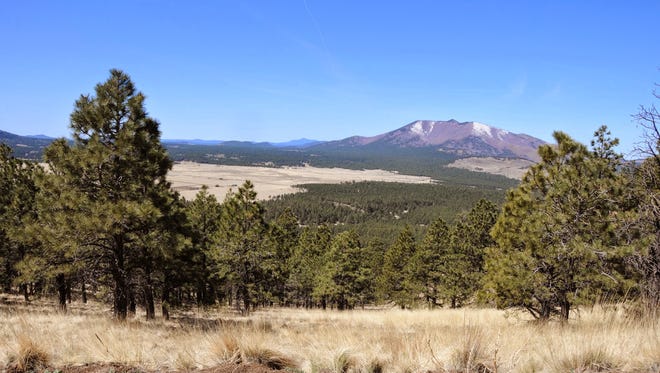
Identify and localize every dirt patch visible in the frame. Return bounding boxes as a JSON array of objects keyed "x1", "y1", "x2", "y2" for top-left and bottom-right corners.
[
  {"x1": 169, "y1": 162, "x2": 433, "y2": 201},
  {"x1": 446, "y1": 157, "x2": 534, "y2": 179}
]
